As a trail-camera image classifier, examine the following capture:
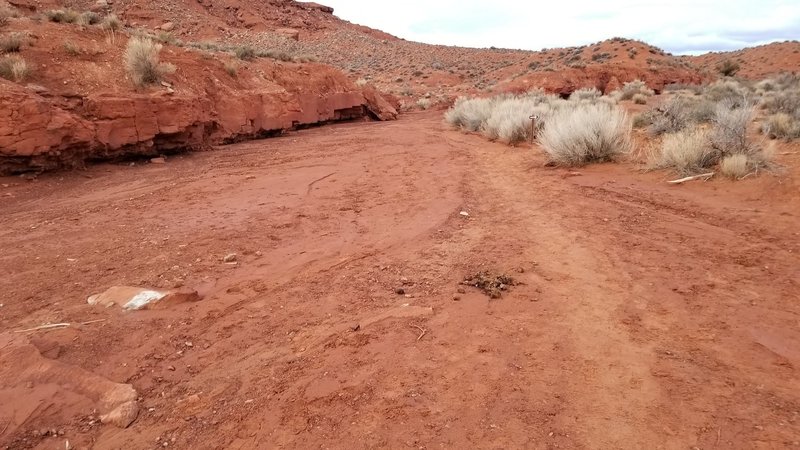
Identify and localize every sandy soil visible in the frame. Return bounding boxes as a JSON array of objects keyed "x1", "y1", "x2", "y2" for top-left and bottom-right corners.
[{"x1": 1, "y1": 113, "x2": 799, "y2": 449}]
